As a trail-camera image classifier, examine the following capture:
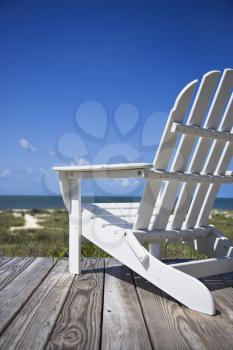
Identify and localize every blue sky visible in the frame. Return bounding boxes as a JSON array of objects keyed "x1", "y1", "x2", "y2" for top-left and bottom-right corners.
[{"x1": 0, "y1": 0, "x2": 232, "y2": 196}]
